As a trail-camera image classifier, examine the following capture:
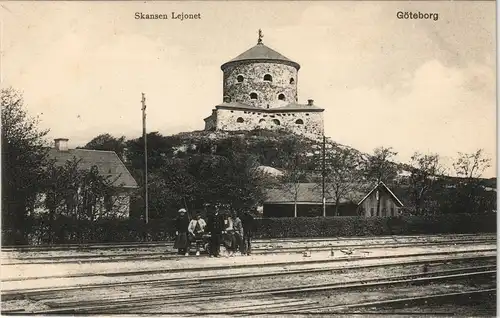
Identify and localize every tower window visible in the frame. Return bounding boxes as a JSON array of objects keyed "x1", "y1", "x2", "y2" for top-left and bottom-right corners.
[
  {"x1": 237, "y1": 75, "x2": 244, "y2": 83},
  {"x1": 295, "y1": 119, "x2": 304, "y2": 124},
  {"x1": 250, "y1": 93, "x2": 258, "y2": 100},
  {"x1": 272, "y1": 119, "x2": 280, "y2": 125},
  {"x1": 278, "y1": 94, "x2": 286, "y2": 101},
  {"x1": 290, "y1": 78, "x2": 295, "y2": 84},
  {"x1": 263, "y1": 74, "x2": 272, "y2": 82},
  {"x1": 236, "y1": 117, "x2": 244, "y2": 123}
]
